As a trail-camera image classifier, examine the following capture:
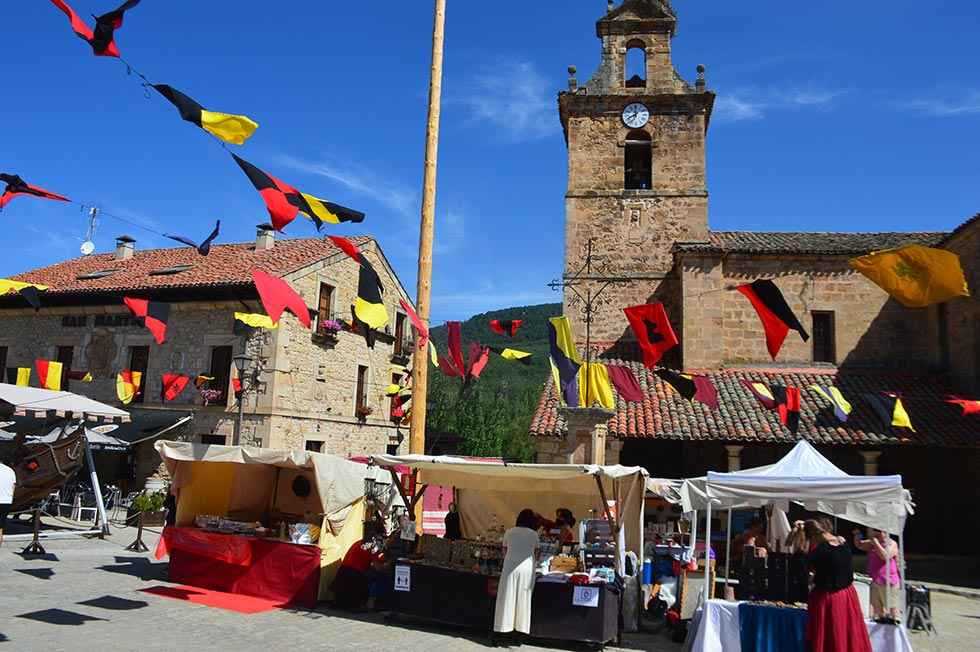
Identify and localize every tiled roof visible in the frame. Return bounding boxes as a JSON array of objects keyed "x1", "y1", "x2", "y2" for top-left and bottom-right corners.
[
  {"x1": 9, "y1": 236, "x2": 371, "y2": 296},
  {"x1": 674, "y1": 231, "x2": 948, "y2": 256},
  {"x1": 530, "y1": 359, "x2": 978, "y2": 447},
  {"x1": 943, "y1": 213, "x2": 980, "y2": 244}
]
